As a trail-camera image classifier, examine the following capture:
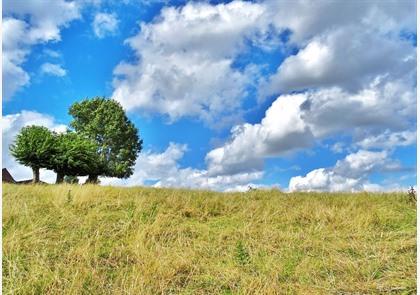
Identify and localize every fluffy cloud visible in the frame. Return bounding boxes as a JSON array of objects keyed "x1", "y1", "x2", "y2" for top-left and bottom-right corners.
[
  {"x1": 300, "y1": 78, "x2": 415, "y2": 138},
  {"x1": 92, "y1": 12, "x2": 119, "y2": 38},
  {"x1": 112, "y1": 0, "x2": 265, "y2": 124},
  {"x1": 3, "y1": 0, "x2": 81, "y2": 41},
  {"x1": 259, "y1": 0, "x2": 416, "y2": 100},
  {"x1": 41, "y1": 63, "x2": 67, "y2": 77},
  {"x1": 101, "y1": 143, "x2": 263, "y2": 192},
  {"x1": 111, "y1": 0, "x2": 415, "y2": 127},
  {"x1": 206, "y1": 76, "x2": 416, "y2": 176},
  {"x1": 2, "y1": 111, "x2": 67, "y2": 183},
  {"x1": 266, "y1": 0, "x2": 415, "y2": 43},
  {"x1": 263, "y1": 27, "x2": 415, "y2": 95},
  {"x1": 2, "y1": 18, "x2": 31, "y2": 100},
  {"x1": 206, "y1": 93, "x2": 314, "y2": 175},
  {"x1": 289, "y1": 150, "x2": 401, "y2": 192},
  {"x1": 2, "y1": 0, "x2": 80, "y2": 99}
]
